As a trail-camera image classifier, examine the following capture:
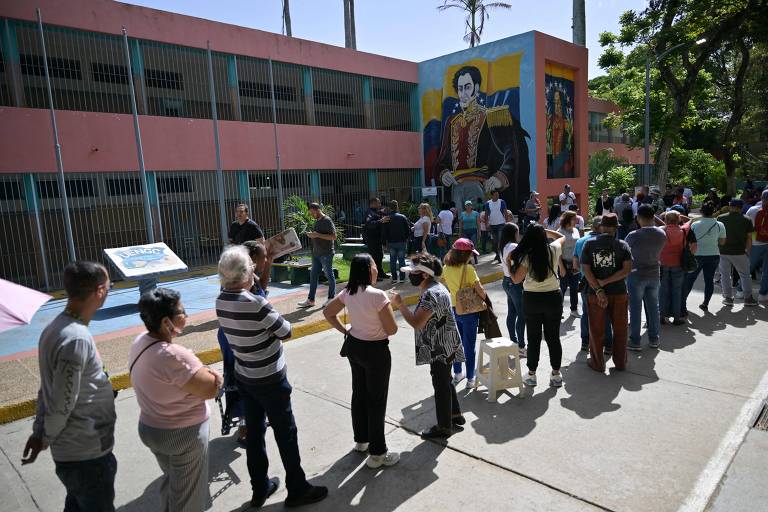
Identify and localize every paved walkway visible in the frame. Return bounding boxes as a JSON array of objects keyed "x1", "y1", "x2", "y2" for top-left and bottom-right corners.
[{"x1": 1, "y1": 281, "x2": 767, "y2": 511}]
